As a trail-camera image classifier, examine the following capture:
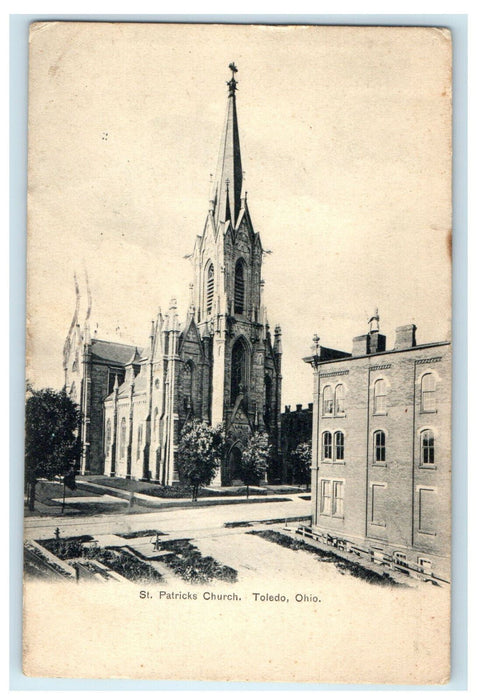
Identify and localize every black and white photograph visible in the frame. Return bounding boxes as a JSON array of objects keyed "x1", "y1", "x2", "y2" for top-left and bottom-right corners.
[{"x1": 23, "y1": 22, "x2": 452, "y2": 683}]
